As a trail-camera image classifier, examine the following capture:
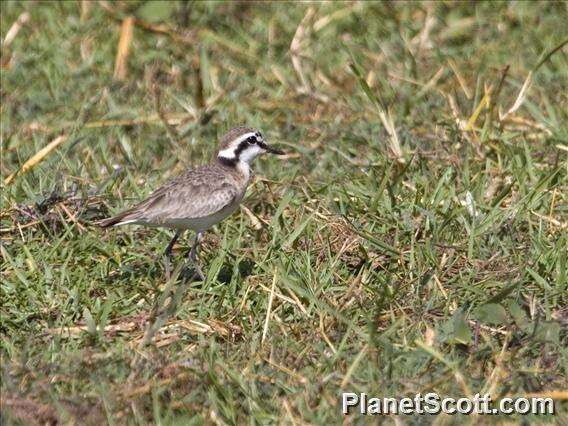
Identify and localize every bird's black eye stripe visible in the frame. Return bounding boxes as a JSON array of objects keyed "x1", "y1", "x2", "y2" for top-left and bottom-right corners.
[{"x1": 247, "y1": 136, "x2": 257, "y2": 144}]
